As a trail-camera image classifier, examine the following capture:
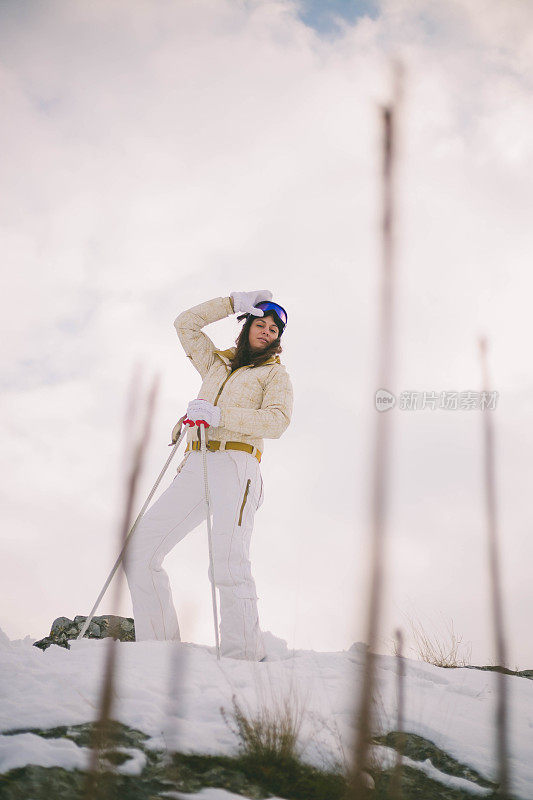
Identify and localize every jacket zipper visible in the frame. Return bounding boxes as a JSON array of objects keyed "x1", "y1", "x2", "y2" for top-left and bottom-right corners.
[
  {"x1": 238, "y1": 479, "x2": 251, "y2": 526},
  {"x1": 194, "y1": 364, "x2": 249, "y2": 443},
  {"x1": 213, "y1": 365, "x2": 249, "y2": 406}
]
